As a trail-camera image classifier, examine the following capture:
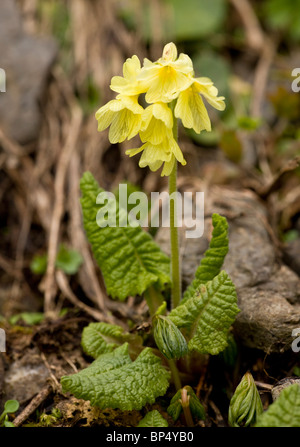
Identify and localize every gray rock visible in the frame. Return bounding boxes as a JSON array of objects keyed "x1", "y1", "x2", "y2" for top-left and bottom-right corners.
[
  {"x1": 3, "y1": 348, "x2": 49, "y2": 403},
  {"x1": 0, "y1": 0, "x2": 57, "y2": 143},
  {"x1": 271, "y1": 377, "x2": 300, "y2": 401},
  {"x1": 283, "y1": 239, "x2": 300, "y2": 277},
  {"x1": 155, "y1": 185, "x2": 300, "y2": 353}
]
